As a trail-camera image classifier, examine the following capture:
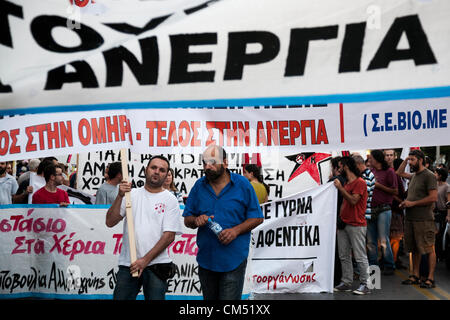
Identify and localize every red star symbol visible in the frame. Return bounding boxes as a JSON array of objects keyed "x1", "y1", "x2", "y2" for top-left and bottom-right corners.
[{"x1": 286, "y1": 153, "x2": 331, "y2": 184}]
